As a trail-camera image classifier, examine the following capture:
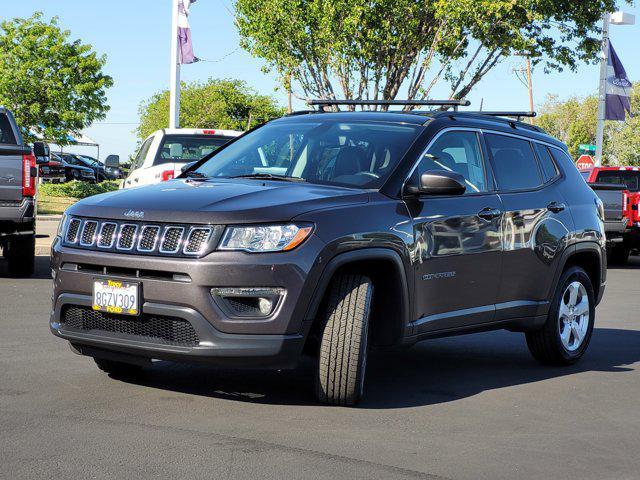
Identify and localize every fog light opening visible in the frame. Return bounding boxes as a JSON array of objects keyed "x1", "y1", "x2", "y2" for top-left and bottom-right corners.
[{"x1": 211, "y1": 287, "x2": 285, "y2": 318}]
